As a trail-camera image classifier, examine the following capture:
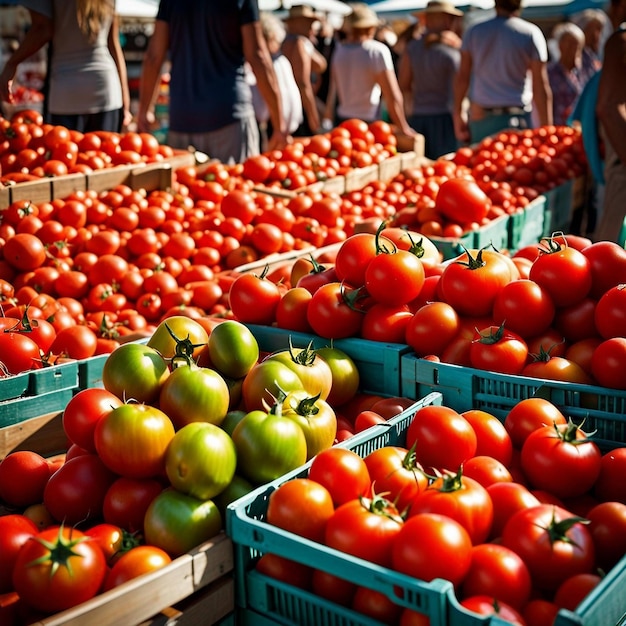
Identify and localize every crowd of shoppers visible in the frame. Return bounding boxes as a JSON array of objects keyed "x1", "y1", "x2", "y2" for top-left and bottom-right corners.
[{"x1": 0, "y1": 0, "x2": 623, "y2": 243}]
